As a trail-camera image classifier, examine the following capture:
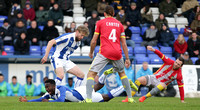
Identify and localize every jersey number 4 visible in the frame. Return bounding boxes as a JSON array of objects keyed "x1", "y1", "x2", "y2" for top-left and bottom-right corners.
[{"x1": 109, "y1": 29, "x2": 117, "y2": 42}]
